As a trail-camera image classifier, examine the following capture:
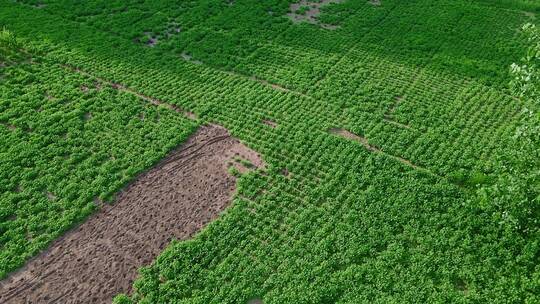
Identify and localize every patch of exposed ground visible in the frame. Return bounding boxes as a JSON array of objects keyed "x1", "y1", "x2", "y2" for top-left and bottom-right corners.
[
  {"x1": 141, "y1": 32, "x2": 158, "y2": 47},
  {"x1": 13, "y1": 1, "x2": 46, "y2": 9},
  {"x1": 243, "y1": 73, "x2": 314, "y2": 99},
  {"x1": 262, "y1": 119, "x2": 277, "y2": 128},
  {"x1": 368, "y1": 0, "x2": 381, "y2": 6},
  {"x1": 281, "y1": 168, "x2": 290, "y2": 177},
  {"x1": 329, "y1": 128, "x2": 377, "y2": 152},
  {"x1": 0, "y1": 124, "x2": 265, "y2": 303},
  {"x1": 135, "y1": 22, "x2": 181, "y2": 47},
  {"x1": 287, "y1": 0, "x2": 343, "y2": 30}
]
